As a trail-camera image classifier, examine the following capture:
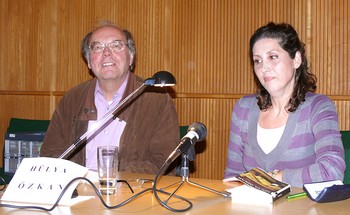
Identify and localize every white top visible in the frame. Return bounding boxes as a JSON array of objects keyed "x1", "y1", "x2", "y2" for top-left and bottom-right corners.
[{"x1": 257, "y1": 124, "x2": 286, "y2": 154}]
